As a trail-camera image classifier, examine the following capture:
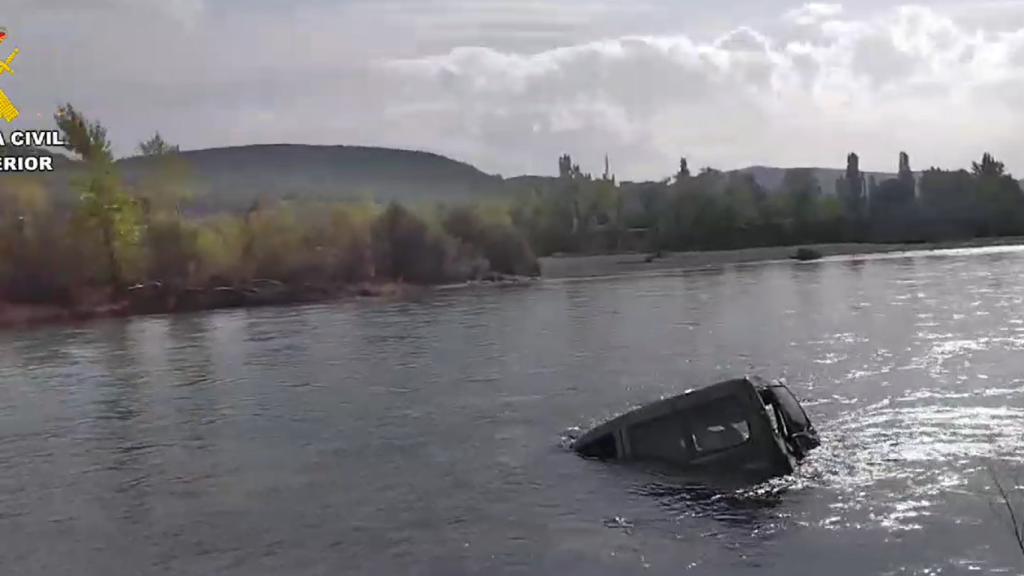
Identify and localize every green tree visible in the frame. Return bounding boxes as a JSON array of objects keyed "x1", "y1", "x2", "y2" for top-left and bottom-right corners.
[
  {"x1": 723, "y1": 173, "x2": 760, "y2": 230},
  {"x1": 838, "y1": 152, "x2": 866, "y2": 220},
  {"x1": 55, "y1": 103, "x2": 141, "y2": 293},
  {"x1": 131, "y1": 132, "x2": 201, "y2": 284},
  {"x1": 557, "y1": 153, "x2": 590, "y2": 236},
  {"x1": 371, "y1": 202, "x2": 453, "y2": 283},
  {"x1": 972, "y1": 153, "x2": 1024, "y2": 236},
  {"x1": 442, "y1": 205, "x2": 537, "y2": 276},
  {"x1": 134, "y1": 131, "x2": 193, "y2": 216},
  {"x1": 781, "y1": 168, "x2": 821, "y2": 240},
  {"x1": 919, "y1": 168, "x2": 975, "y2": 239},
  {"x1": 972, "y1": 153, "x2": 1005, "y2": 178},
  {"x1": 897, "y1": 151, "x2": 915, "y2": 194},
  {"x1": 676, "y1": 157, "x2": 690, "y2": 181},
  {"x1": 137, "y1": 131, "x2": 179, "y2": 156},
  {"x1": 869, "y1": 153, "x2": 917, "y2": 233},
  {"x1": 0, "y1": 175, "x2": 67, "y2": 303}
]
